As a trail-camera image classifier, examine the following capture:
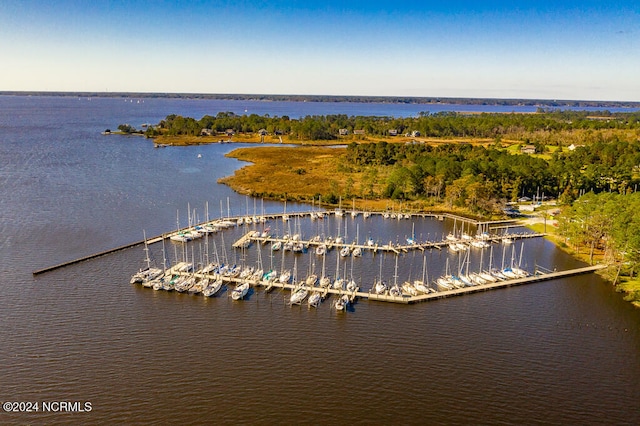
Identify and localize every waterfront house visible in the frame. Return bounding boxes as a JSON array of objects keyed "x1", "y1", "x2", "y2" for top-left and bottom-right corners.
[
  {"x1": 521, "y1": 145, "x2": 536, "y2": 154},
  {"x1": 339, "y1": 128, "x2": 349, "y2": 136}
]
